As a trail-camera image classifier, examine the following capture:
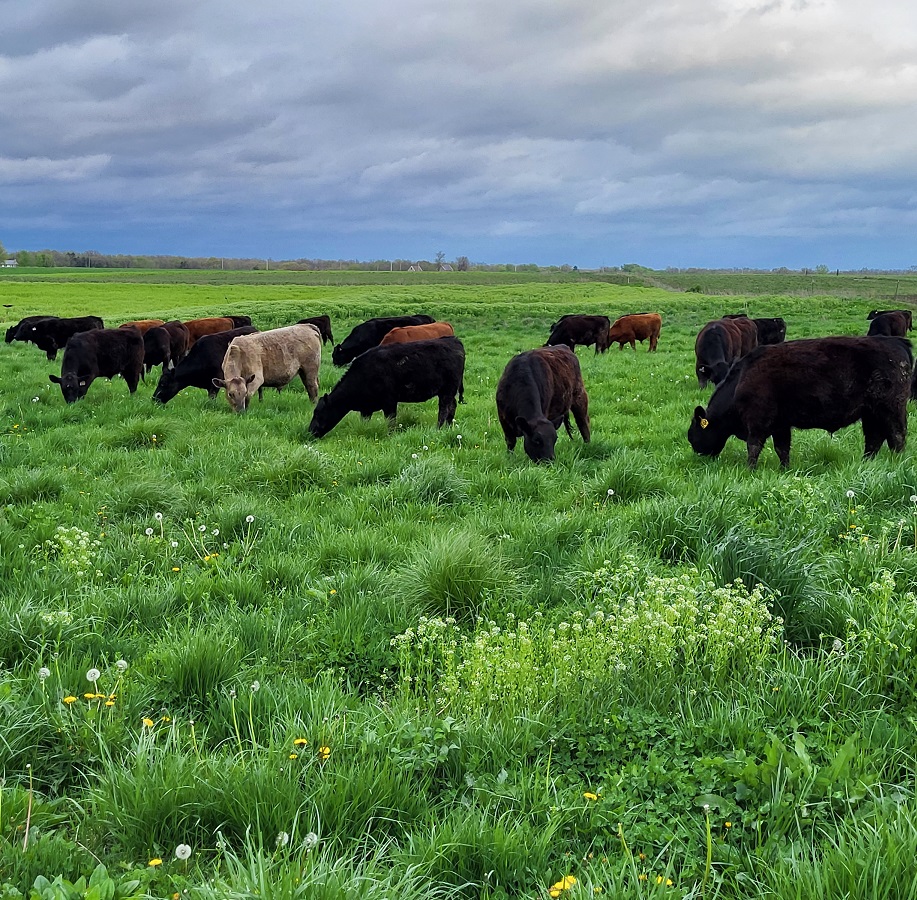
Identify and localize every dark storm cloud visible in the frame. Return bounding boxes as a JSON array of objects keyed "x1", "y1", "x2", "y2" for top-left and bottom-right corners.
[{"x1": 1, "y1": 0, "x2": 916, "y2": 265}]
